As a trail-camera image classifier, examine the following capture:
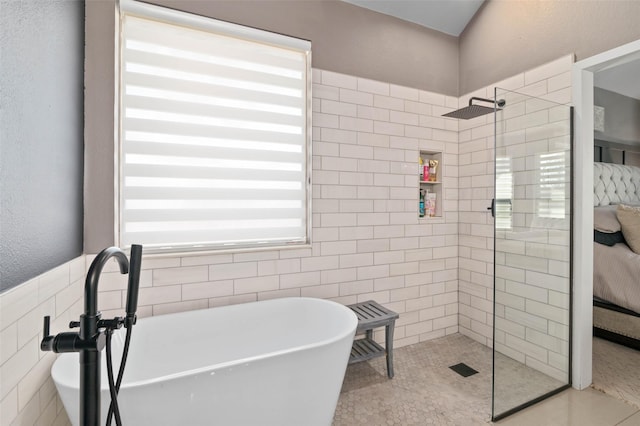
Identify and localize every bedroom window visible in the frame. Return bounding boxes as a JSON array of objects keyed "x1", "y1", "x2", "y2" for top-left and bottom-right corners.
[
  {"x1": 537, "y1": 152, "x2": 567, "y2": 219},
  {"x1": 117, "y1": 0, "x2": 311, "y2": 253}
]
